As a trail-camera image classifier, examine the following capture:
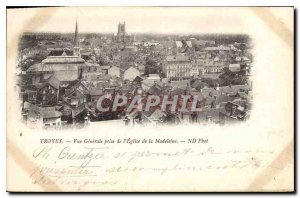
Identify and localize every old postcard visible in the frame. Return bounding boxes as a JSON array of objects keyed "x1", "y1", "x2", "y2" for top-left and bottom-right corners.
[{"x1": 6, "y1": 7, "x2": 294, "y2": 192}]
